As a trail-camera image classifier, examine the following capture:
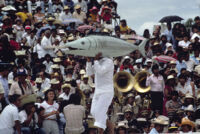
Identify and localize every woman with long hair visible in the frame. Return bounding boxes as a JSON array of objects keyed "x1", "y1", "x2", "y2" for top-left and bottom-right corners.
[{"x1": 40, "y1": 89, "x2": 59, "y2": 134}]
